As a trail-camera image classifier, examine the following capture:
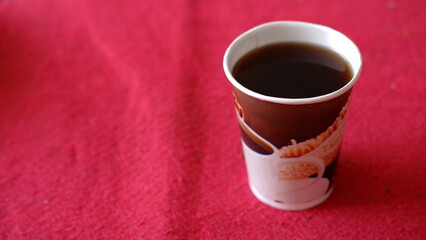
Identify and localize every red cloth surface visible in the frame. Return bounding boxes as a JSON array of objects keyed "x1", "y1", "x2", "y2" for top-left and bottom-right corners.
[{"x1": 0, "y1": 0, "x2": 425, "y2": 239}]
